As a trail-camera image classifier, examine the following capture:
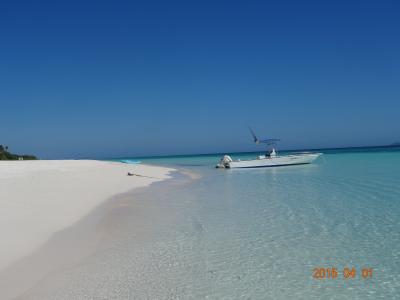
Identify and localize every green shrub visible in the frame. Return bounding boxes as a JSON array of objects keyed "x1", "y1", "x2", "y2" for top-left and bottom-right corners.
[{"x1": 0, "y1": 145, "x2": 37, "y2": 160}]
